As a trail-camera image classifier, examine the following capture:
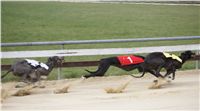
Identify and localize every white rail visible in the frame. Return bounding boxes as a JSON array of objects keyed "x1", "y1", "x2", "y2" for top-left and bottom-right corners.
[
  {"x1": 1, "y1": 36, "x2": 200, "y2": 47},
  {"x1": 1, "y1": 44, "x2": 199, "y2": 58}
]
